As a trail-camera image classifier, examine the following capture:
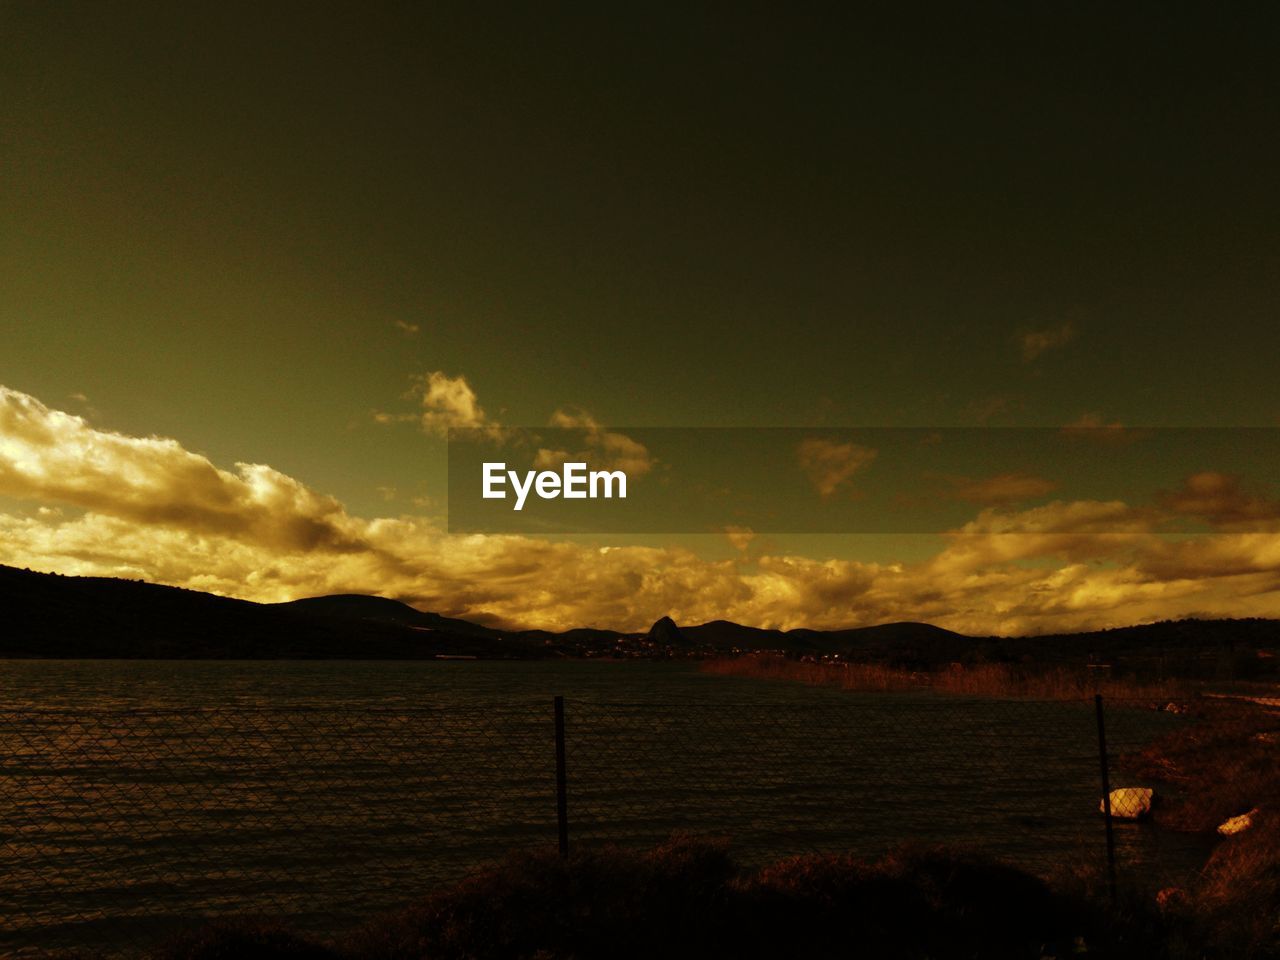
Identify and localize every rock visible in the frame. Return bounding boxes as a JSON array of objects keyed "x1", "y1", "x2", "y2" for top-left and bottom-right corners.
[
  {"x1": 1101, "y1": 786, "x2": 1155, "y2": 818},
  {"x1": 646, "y1": 616, "x2": 688, "y2": 646},
  {"x1": 1156, "y1": 887, "x2": 1189, "y2": 911},
  {"x1": 1217, "y1": 808, "x2": 1259, "y2": 836},
  {"x1": 1163, "y1": 701, "x2": 1187, "y2": 714}
]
